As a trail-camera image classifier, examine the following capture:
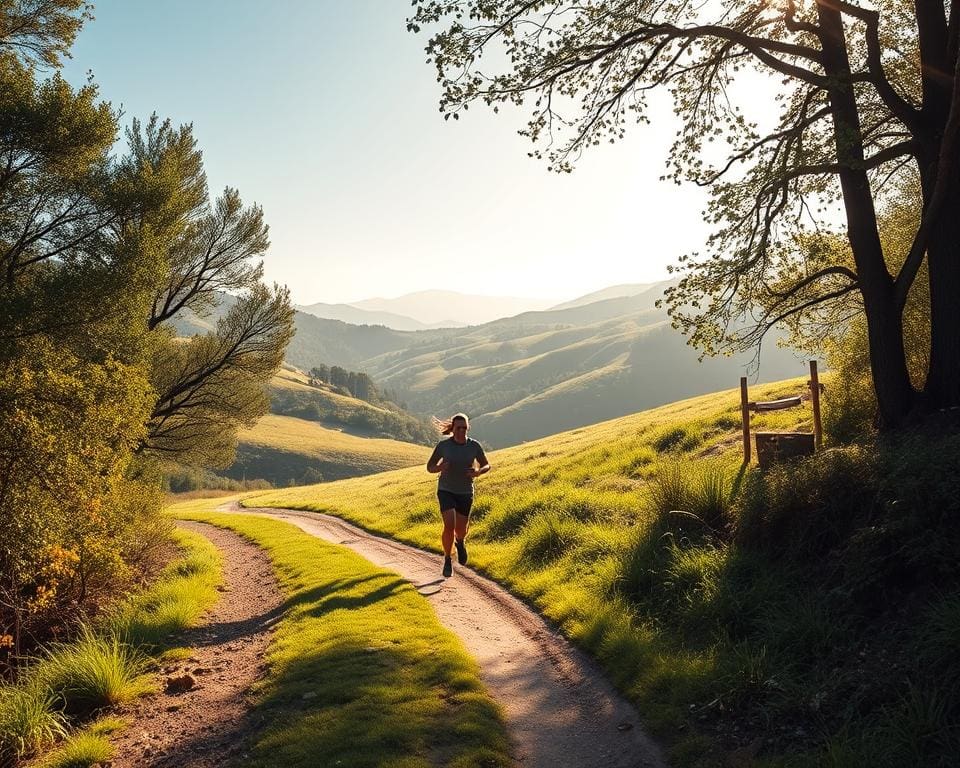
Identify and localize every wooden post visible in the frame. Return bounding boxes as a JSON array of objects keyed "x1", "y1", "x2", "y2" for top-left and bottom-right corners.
[
  {"x1": 740, "y1": 376, "x2": 751, "y2": 464},
  {"x1": 809, "y1": 360, "x2": 823, "y2": 450}
]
